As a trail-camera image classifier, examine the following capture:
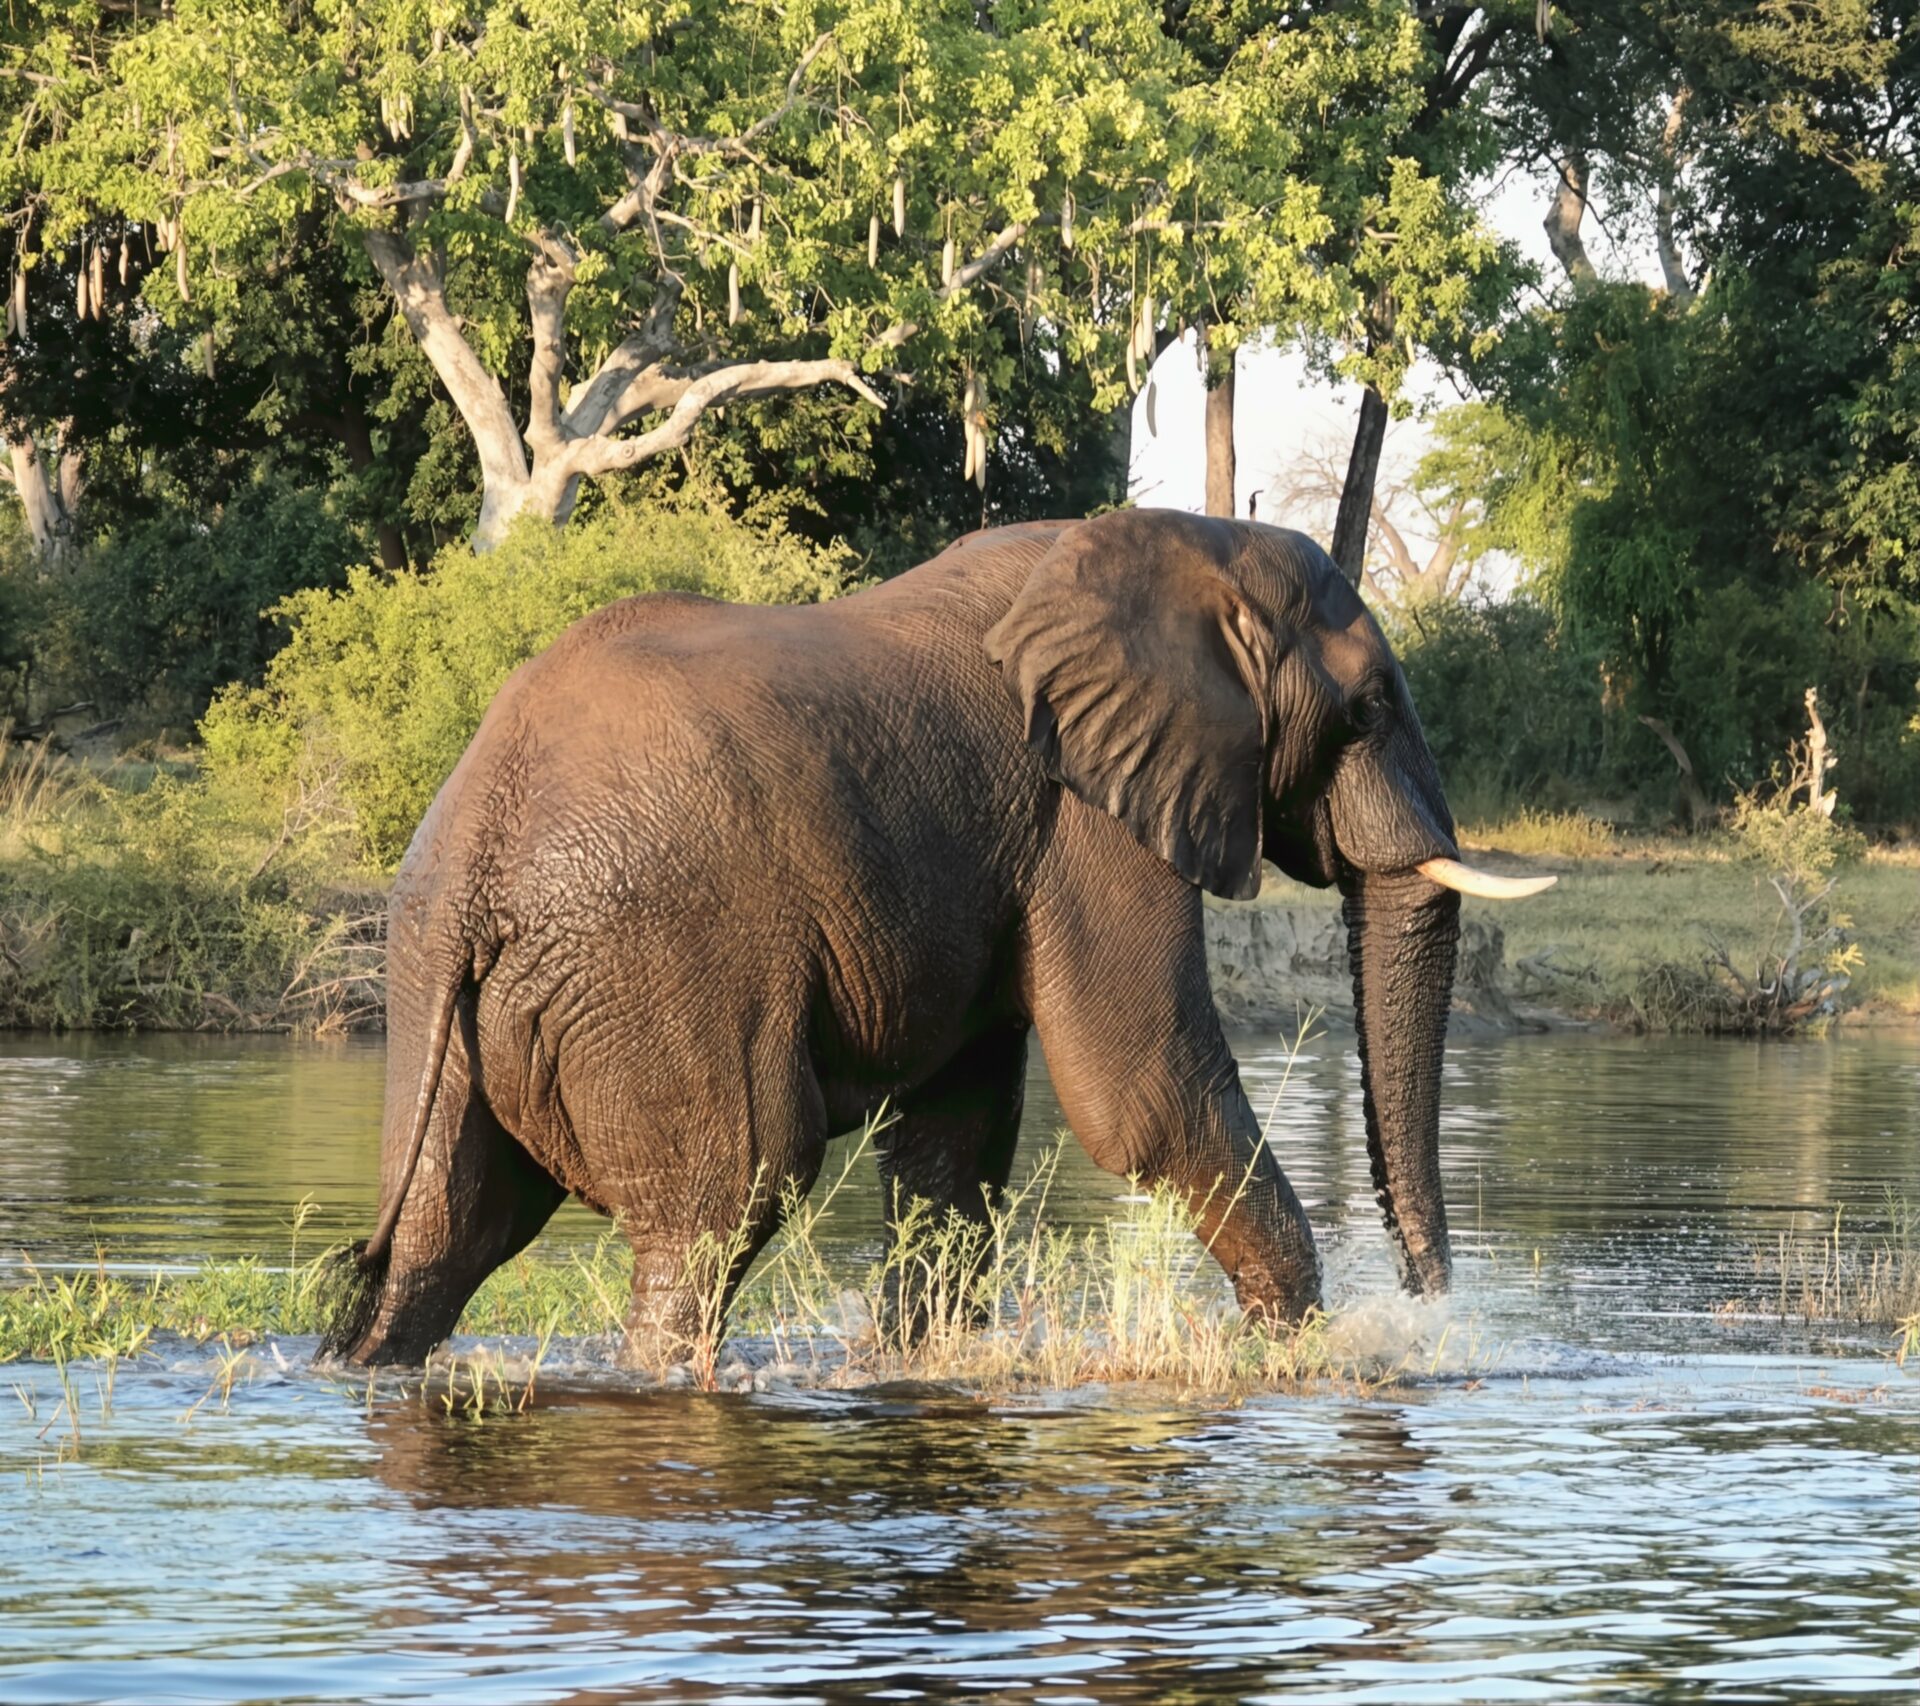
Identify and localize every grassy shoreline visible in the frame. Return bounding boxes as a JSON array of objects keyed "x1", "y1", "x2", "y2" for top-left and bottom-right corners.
[
  {"x1": 1252, "y1": 812, "x2": 1920, "y2": 1031},
  {"x1": 0, "y1": 1144, "x2": 1361, "y2": 1394},
  {"x1": 5, "y1": 736, "x2": 1917, "y2": 1035}
]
